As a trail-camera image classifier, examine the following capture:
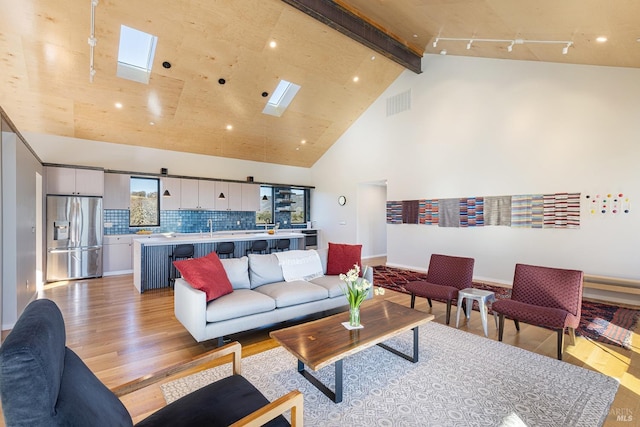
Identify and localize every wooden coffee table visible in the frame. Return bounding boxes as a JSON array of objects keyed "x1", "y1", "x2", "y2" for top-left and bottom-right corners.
[{"x1": 269, "y1": 300, "x2": 434, "y2": 403}]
